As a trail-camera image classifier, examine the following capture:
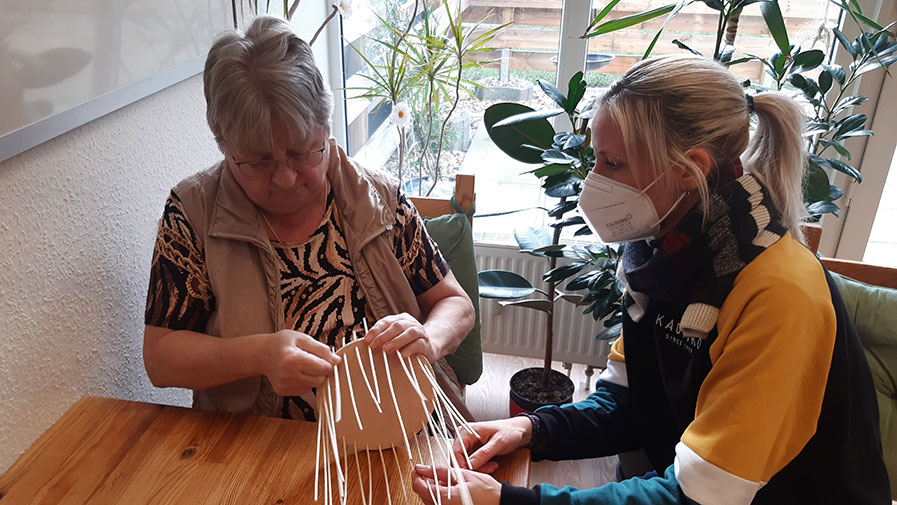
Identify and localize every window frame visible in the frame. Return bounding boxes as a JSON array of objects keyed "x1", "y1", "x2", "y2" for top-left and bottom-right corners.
[{"x1": 819, "y1": 0, "x2": 897, "y2": 260}]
